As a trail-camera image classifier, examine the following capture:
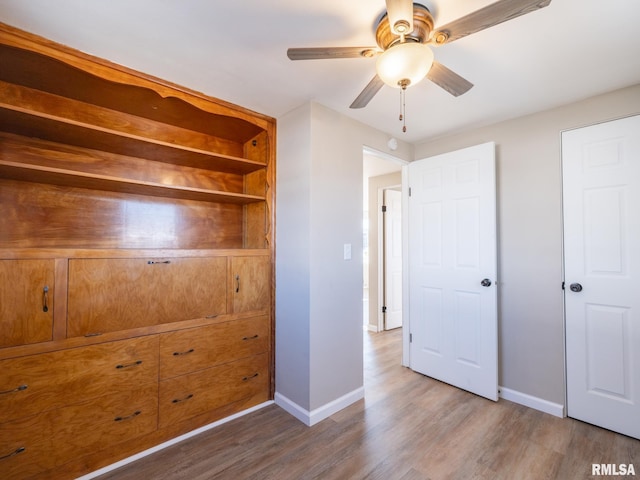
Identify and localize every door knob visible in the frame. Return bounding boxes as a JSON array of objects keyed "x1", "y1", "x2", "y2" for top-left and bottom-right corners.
[
  {"x1": 569, "y1": 283, "x2": 583, "y2": 292},
  {"x1": 480, "y1": 278, "x2": 492, "y2": 287}
]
